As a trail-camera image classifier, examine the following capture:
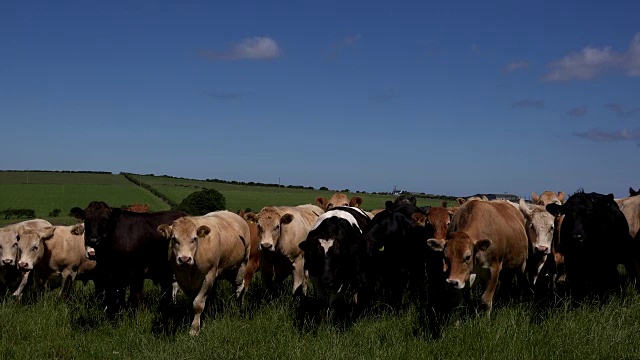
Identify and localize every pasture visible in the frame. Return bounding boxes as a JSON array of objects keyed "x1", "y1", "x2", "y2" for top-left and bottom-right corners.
[
  {"x1": 0, "y1": 172, "x2": 169, "y2": 227},
  {"x1": 2, "y1": 171, "x2": 639, "y2": 359}
]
